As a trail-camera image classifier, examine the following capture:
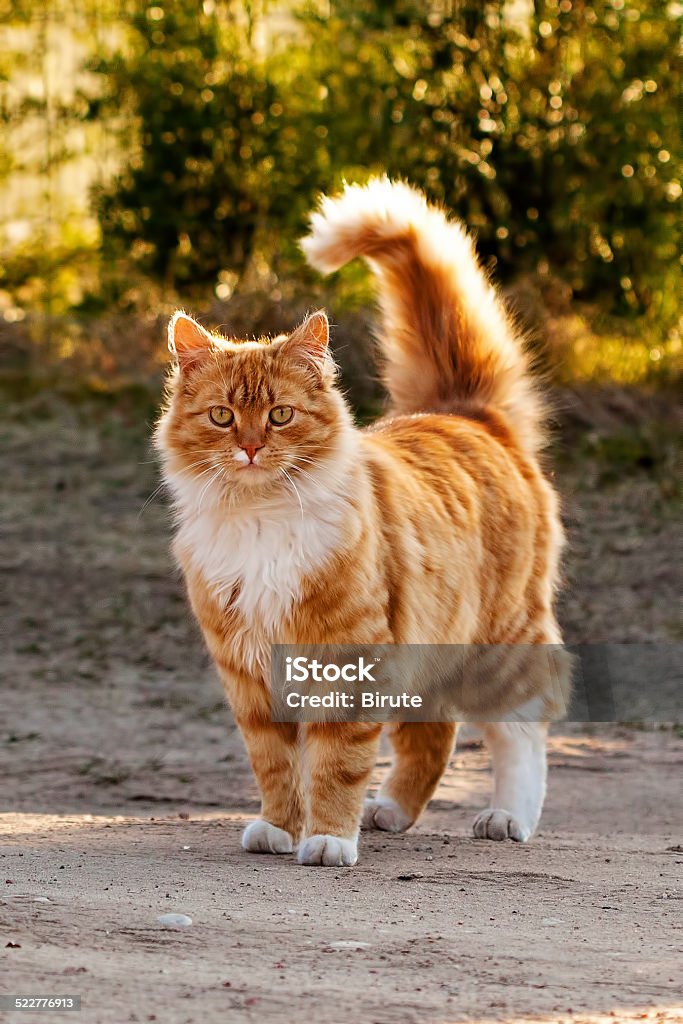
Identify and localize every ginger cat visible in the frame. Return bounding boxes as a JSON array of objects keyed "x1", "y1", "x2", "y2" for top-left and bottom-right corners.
[{"x1": 155, "y1": 178, "x2": 570, "y2": 867}]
